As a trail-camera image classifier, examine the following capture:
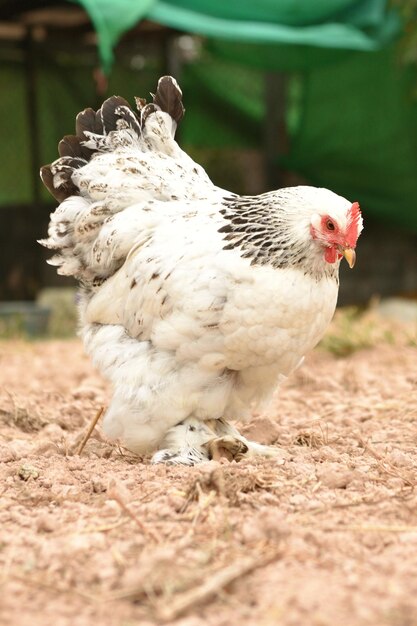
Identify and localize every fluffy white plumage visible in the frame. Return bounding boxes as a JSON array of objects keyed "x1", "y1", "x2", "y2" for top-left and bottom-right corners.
[{"x1": 40, "y1": 76, "x2": 363, "y2": 464}]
